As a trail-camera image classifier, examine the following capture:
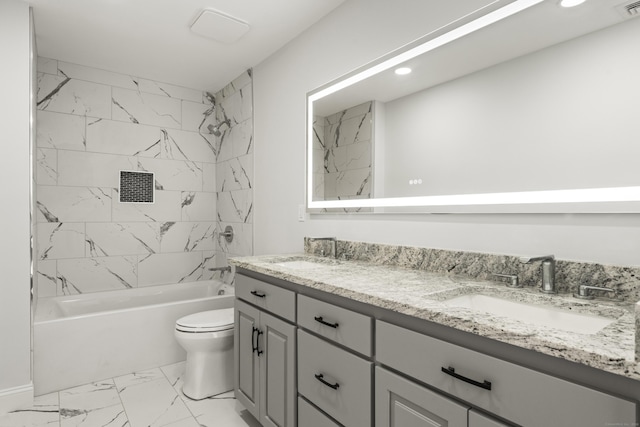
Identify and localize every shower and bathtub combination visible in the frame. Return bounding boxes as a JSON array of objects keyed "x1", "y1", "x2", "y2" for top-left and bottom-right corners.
[{"x1": 34, "y1": 279, "x2": 234, "y2": 395}]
